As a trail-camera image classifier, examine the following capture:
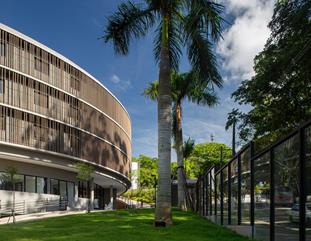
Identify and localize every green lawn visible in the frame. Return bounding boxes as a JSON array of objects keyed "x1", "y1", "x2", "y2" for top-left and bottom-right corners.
[{"x1": 0, "y1": 209, "x2": 252, "y2": 241}]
